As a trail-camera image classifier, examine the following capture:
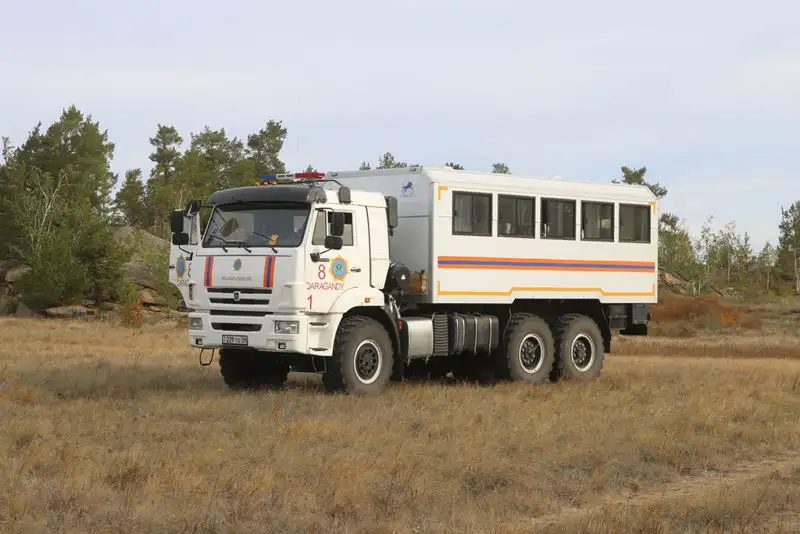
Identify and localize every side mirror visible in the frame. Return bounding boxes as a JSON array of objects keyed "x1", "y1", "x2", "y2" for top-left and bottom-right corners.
[
  {"x1": 184, "y1": 199, "x2": 201, "y2": 217},
  {"x1": 329, "y1": 212, "x2": 345, "y2": 237},
  {"x1": 324, "y1": 235, "x2": 343, "y2": 250},
  {"x1": 172, "y1": 232, "x2": 190, "y2": 246},
  {"x1": 170, "y1": 210, "x2": 185, "y2": 234},
  {"x1": 385, "y1": 196, "x2": 398, "y2": 229}
]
